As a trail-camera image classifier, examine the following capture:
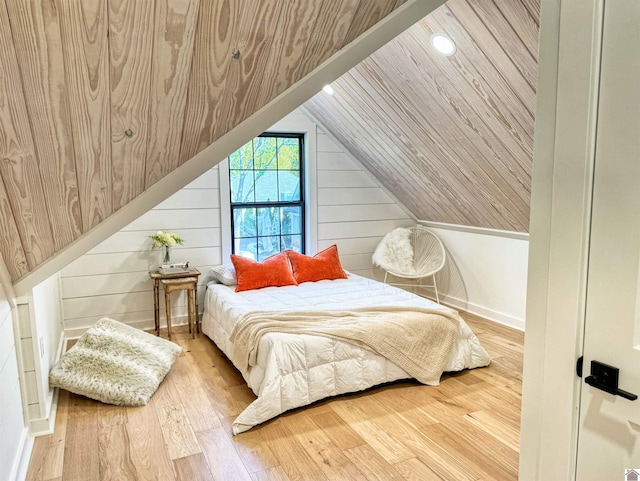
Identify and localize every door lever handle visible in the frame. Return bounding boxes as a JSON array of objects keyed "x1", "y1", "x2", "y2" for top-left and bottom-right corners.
[{"x1": 585, "y1": 360, "x2": 637, "y2": 401}]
